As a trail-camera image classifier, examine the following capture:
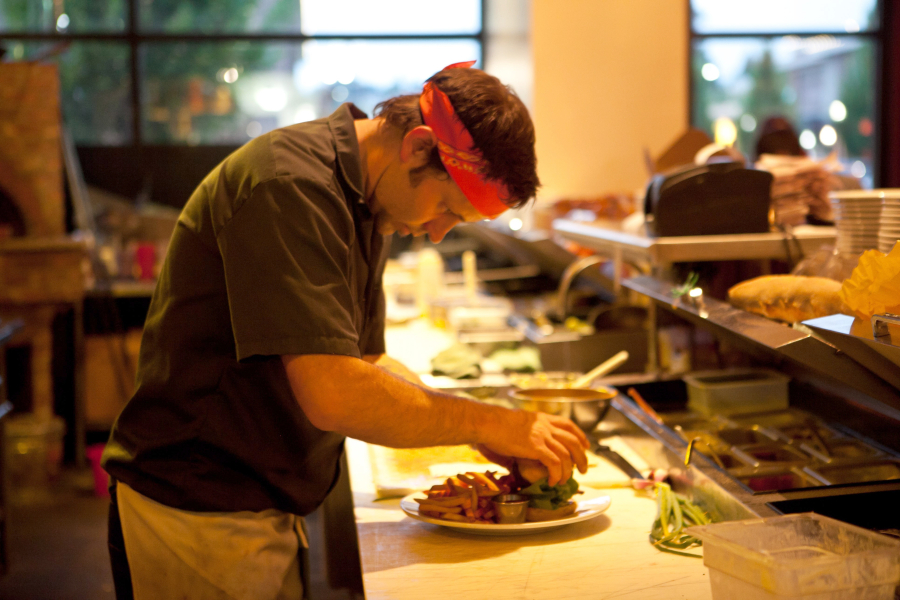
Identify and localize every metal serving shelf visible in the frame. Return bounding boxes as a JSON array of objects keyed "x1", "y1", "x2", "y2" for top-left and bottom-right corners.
[
  {"x1": 552, "y1": 220, "x2": 836, "y2": 270},
  {"x1": 803, "y1": 313, "x2": 900, "y2": 391},
  {"x1": 622, "y1": 275, "x2": 900, "y2": 420},
  {"x1": 591, "y1": 275, "x2": 900, "y2": 533}
]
